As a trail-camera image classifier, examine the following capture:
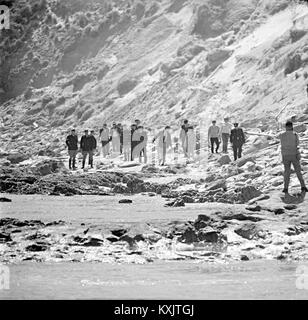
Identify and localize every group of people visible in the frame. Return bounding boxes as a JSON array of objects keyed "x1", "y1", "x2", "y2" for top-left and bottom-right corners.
[
  {"x1": 65, "y1": 117, "x2": 307, "y2": 194},
  {"x1": 65, "y1": 118, "x2": 247, "y2": 170},
  {"x1": 208, "y1": 118, "x2": 246, "y2": 161}
]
